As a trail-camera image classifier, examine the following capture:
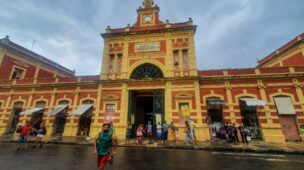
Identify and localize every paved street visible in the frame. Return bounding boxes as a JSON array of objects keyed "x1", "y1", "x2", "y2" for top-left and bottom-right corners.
[{"x1": 0, "y1": 143, "x2": 304, "y2": 170}]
